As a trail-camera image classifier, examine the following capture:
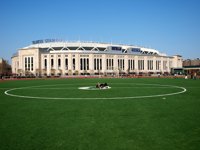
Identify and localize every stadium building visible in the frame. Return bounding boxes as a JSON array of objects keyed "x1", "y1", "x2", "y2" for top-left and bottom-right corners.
[{"x1": 11, "y1": 39, "x2": 182, "y2": 76}]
